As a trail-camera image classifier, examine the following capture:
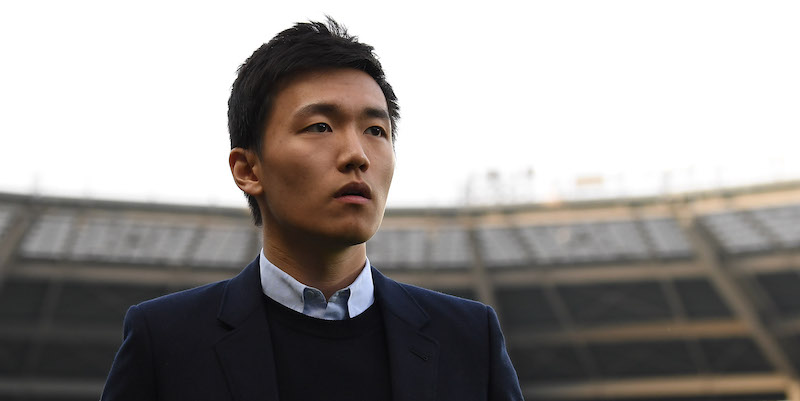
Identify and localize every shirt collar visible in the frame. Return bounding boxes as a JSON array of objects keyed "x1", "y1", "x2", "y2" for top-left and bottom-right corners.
[{"x1": 259, "y1": 249, "x2": 375, "y2": 318}]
